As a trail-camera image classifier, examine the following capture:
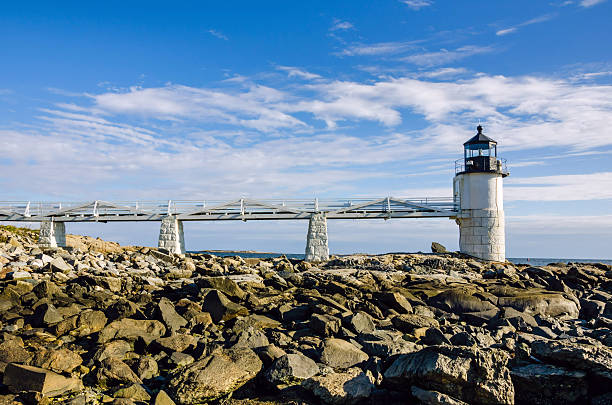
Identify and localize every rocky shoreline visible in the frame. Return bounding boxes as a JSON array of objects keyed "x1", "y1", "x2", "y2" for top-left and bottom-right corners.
[{"x1": 0, "y1": 226, "x2": 611, "y2": 404}]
